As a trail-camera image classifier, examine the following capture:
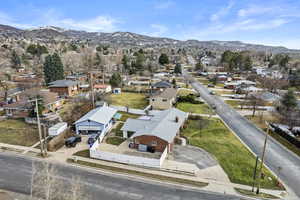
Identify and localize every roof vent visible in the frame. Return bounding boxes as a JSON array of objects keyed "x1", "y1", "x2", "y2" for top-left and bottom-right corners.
[{"x1": 175, "y1": 116, "x2": 179, "y2": 123}]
